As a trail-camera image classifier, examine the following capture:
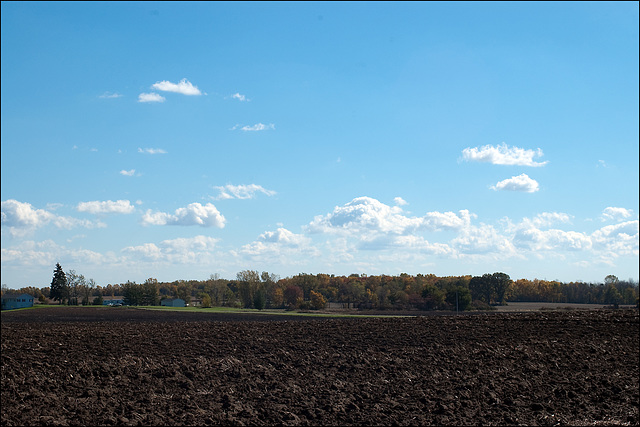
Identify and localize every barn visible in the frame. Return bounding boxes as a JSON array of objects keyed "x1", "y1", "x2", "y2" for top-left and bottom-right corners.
[{"x1": 1, "y1": 293, "x2": 35, "y2": 310}]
